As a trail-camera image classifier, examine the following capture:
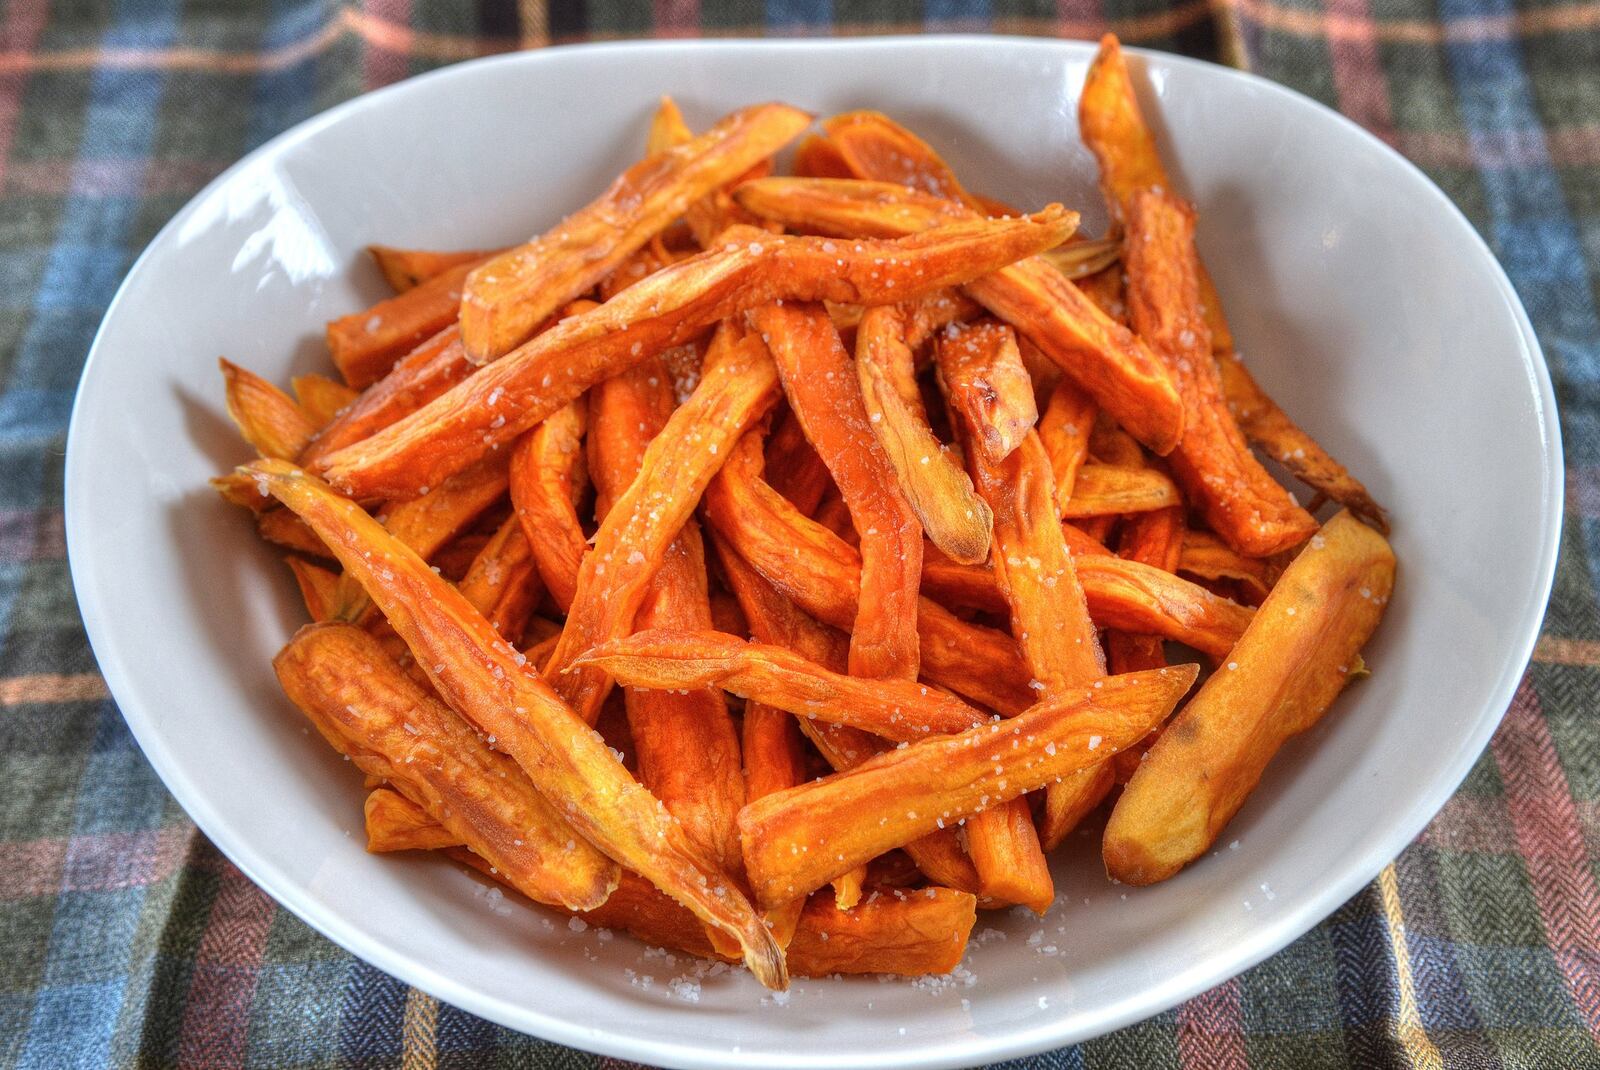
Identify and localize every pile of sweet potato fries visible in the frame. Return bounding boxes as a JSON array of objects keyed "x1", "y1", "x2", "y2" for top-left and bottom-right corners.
[{"x1": 215, "y1": 36, "x2": 1395, "y2": 990}]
